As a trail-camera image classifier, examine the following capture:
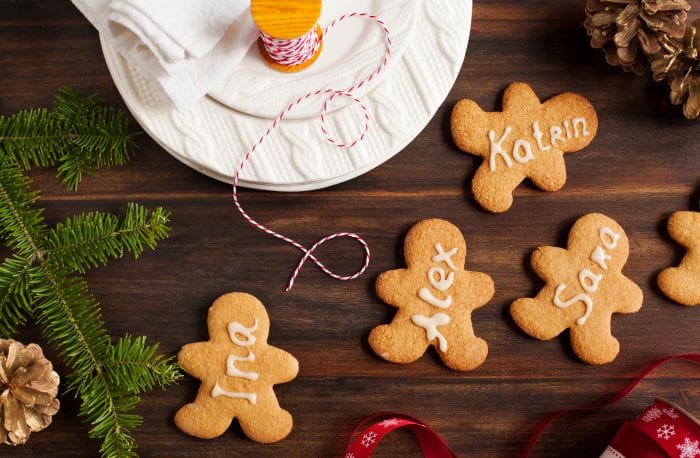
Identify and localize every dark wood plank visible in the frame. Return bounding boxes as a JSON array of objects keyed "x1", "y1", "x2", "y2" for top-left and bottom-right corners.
[{"x1": 0, "y1": 0, "x2": 699, "y2": 457}]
